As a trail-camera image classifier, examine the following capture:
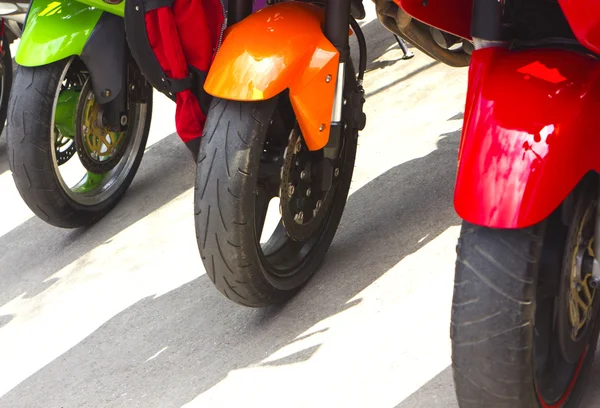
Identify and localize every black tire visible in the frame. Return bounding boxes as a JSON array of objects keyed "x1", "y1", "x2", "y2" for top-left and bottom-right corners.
[
  {"x1": 7, "y1": 58, "x2": 152, "y2": 228},
  {"x1": 195, "y1": 65, "x2": 361, "y2": 307},
  {"x1": 0, "y1": 33, "x2": 13, "y2": 137},
  {"x1": 451, "y1": 182, "x2": 600, "y2": 407}
]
